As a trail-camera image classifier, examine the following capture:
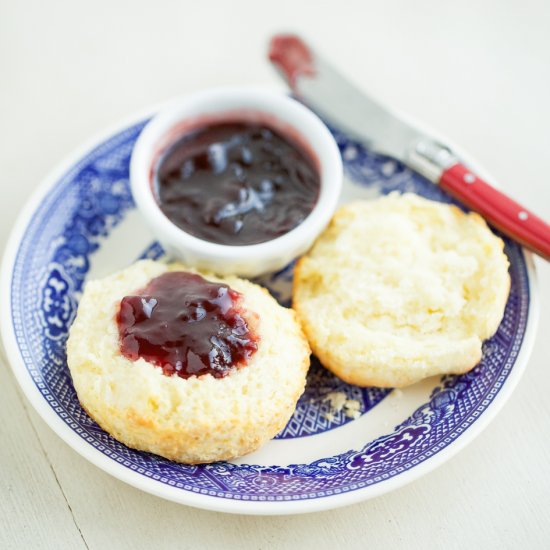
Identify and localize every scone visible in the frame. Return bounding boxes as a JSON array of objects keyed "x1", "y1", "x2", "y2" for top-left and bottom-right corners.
[
  {"x1": 293, "y1": 193, "x2": 510, "y2": 388},
  {"x1": 67, "y1": 260, "x2": 310, "y2": 463}
]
